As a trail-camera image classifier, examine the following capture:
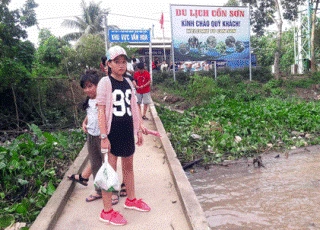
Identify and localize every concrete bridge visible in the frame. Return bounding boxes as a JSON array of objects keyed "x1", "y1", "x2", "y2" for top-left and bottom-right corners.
[{"x1": 30, "y1": 103, "x2": 209, "y2": 230}]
